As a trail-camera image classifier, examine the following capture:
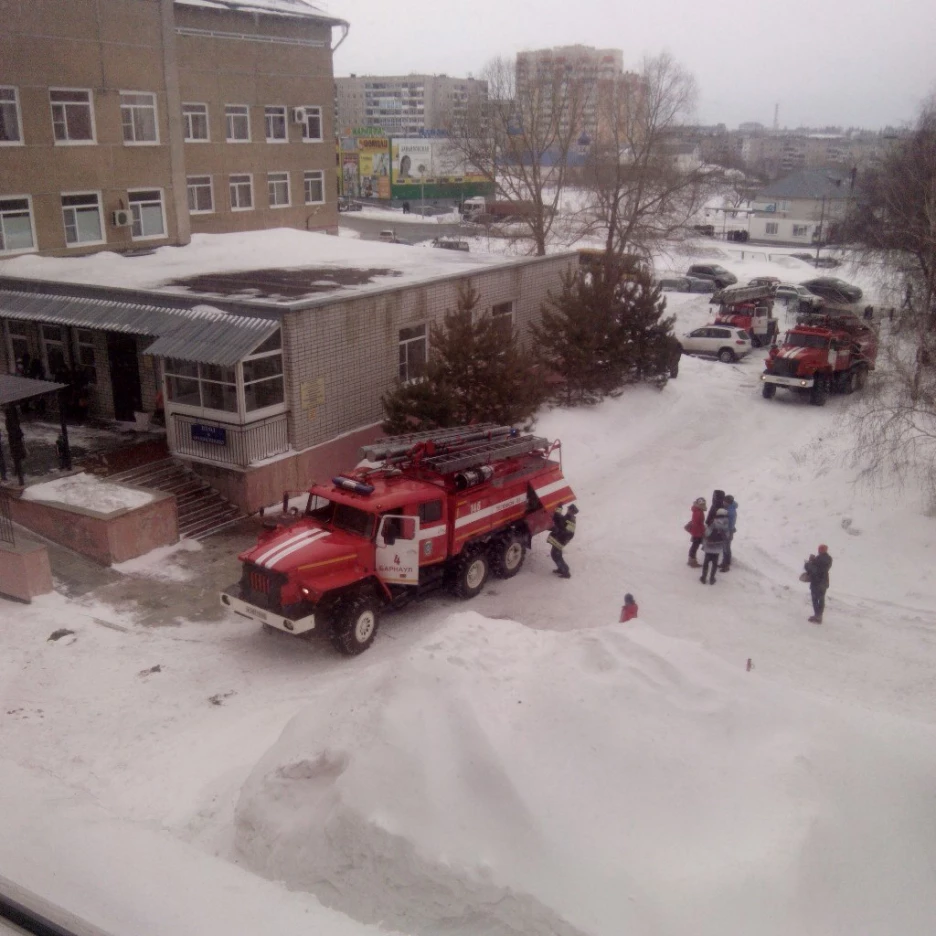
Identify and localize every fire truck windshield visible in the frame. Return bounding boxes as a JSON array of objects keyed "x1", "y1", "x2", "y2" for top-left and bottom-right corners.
[
  {"x1": 332, "y1": 503, "x2": 374, "y2": 538},
  {"x1": 786, "y1": 332, "x2": 830, "y2": 349}
]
